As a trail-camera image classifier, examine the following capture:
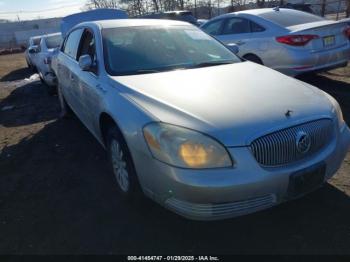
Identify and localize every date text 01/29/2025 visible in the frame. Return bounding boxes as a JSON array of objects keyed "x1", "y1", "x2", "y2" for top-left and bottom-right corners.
[{"x1": 127, "y1": 256, "x2": 220, "y2": 261}]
